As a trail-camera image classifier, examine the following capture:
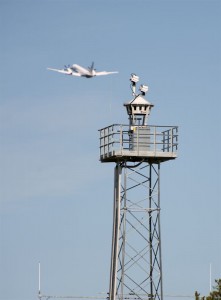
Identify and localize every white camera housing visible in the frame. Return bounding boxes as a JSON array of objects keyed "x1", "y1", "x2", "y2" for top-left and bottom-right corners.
[
  {"x1": 139, "y1": 84, "x2": 149, "y2": 95},
  {"x1": 130, "y1": 74, "x2": 139, "y2": 84}
]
